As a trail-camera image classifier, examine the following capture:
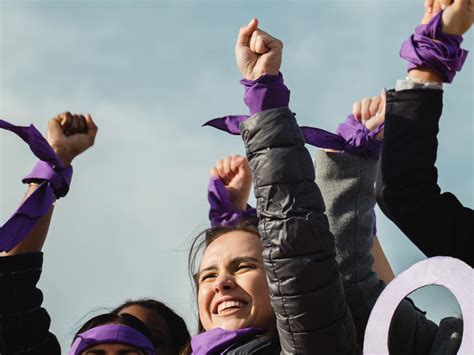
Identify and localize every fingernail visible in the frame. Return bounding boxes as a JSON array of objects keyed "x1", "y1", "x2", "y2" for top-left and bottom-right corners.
[
  {"x1": 428, "y1": 6, "x2": 433, "y2": 13},
  {"x1": 440, "y1": 3, "x2": 446, "y2": 9}
]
